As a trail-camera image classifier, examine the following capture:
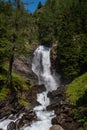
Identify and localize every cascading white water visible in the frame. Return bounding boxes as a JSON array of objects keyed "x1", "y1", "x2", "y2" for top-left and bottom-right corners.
[
  {"x1": 23, "y1": 45, "x2": 58, "y2": 130},
  {"x1": 32, "y1": 45, "x2": 57, "y2": 91},
  {"x1": 0, "y1": 45, "x2": 59, "y2": 130}
]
